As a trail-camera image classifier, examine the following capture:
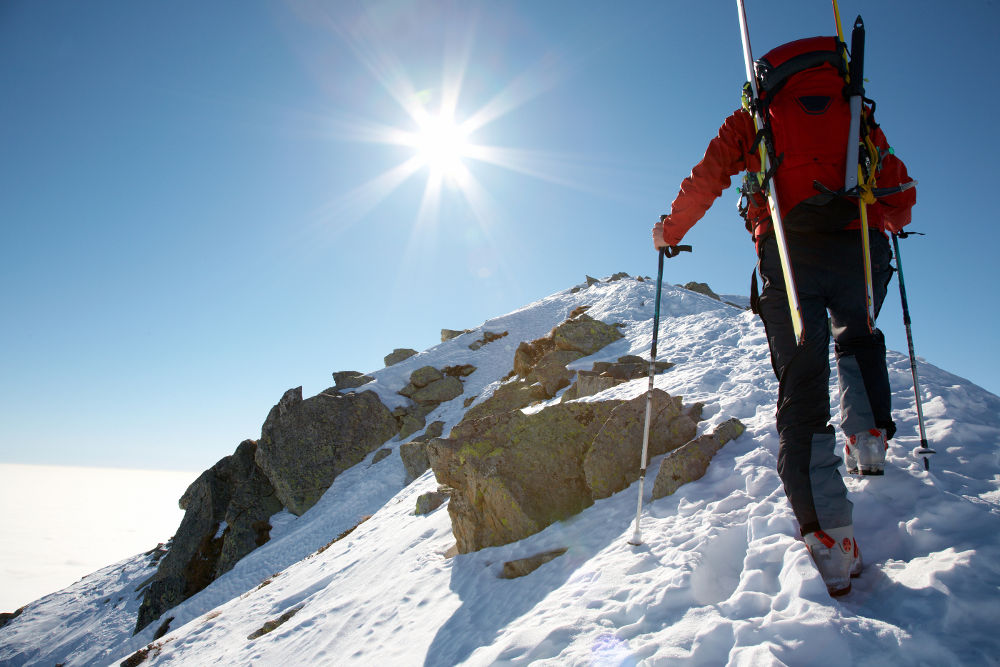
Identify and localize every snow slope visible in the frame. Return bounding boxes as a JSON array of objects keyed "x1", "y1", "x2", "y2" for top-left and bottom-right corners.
[{"x1": 2, "y1": 275, "x2": 998, "y2": 666}]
